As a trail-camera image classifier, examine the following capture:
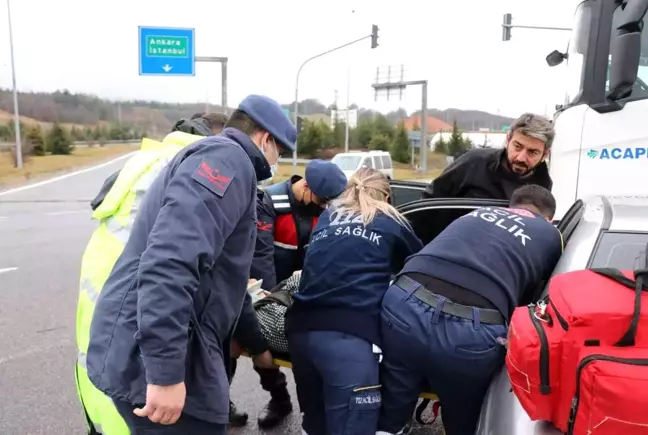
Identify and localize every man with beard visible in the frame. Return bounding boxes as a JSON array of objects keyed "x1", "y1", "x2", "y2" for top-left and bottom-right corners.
[{"x1": 422, "y1": 113, "x2": 554, "y2": 200}]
